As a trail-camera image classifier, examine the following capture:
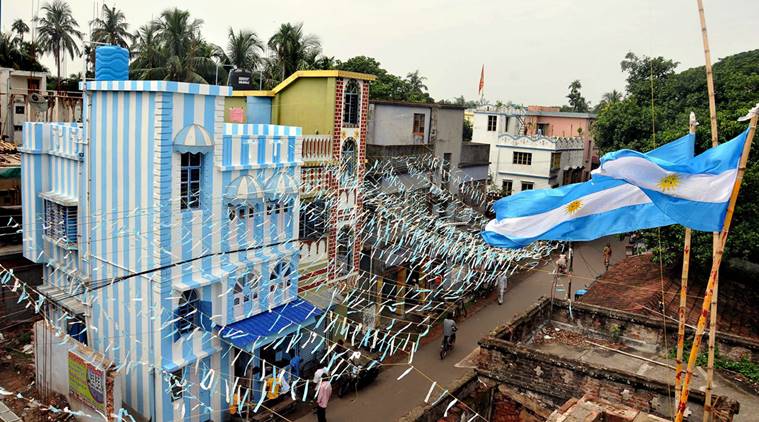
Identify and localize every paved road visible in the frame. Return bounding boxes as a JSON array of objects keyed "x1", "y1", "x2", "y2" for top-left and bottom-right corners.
[{"x1": 298, "y1": 238, "x2": 624, "y2": 422}]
